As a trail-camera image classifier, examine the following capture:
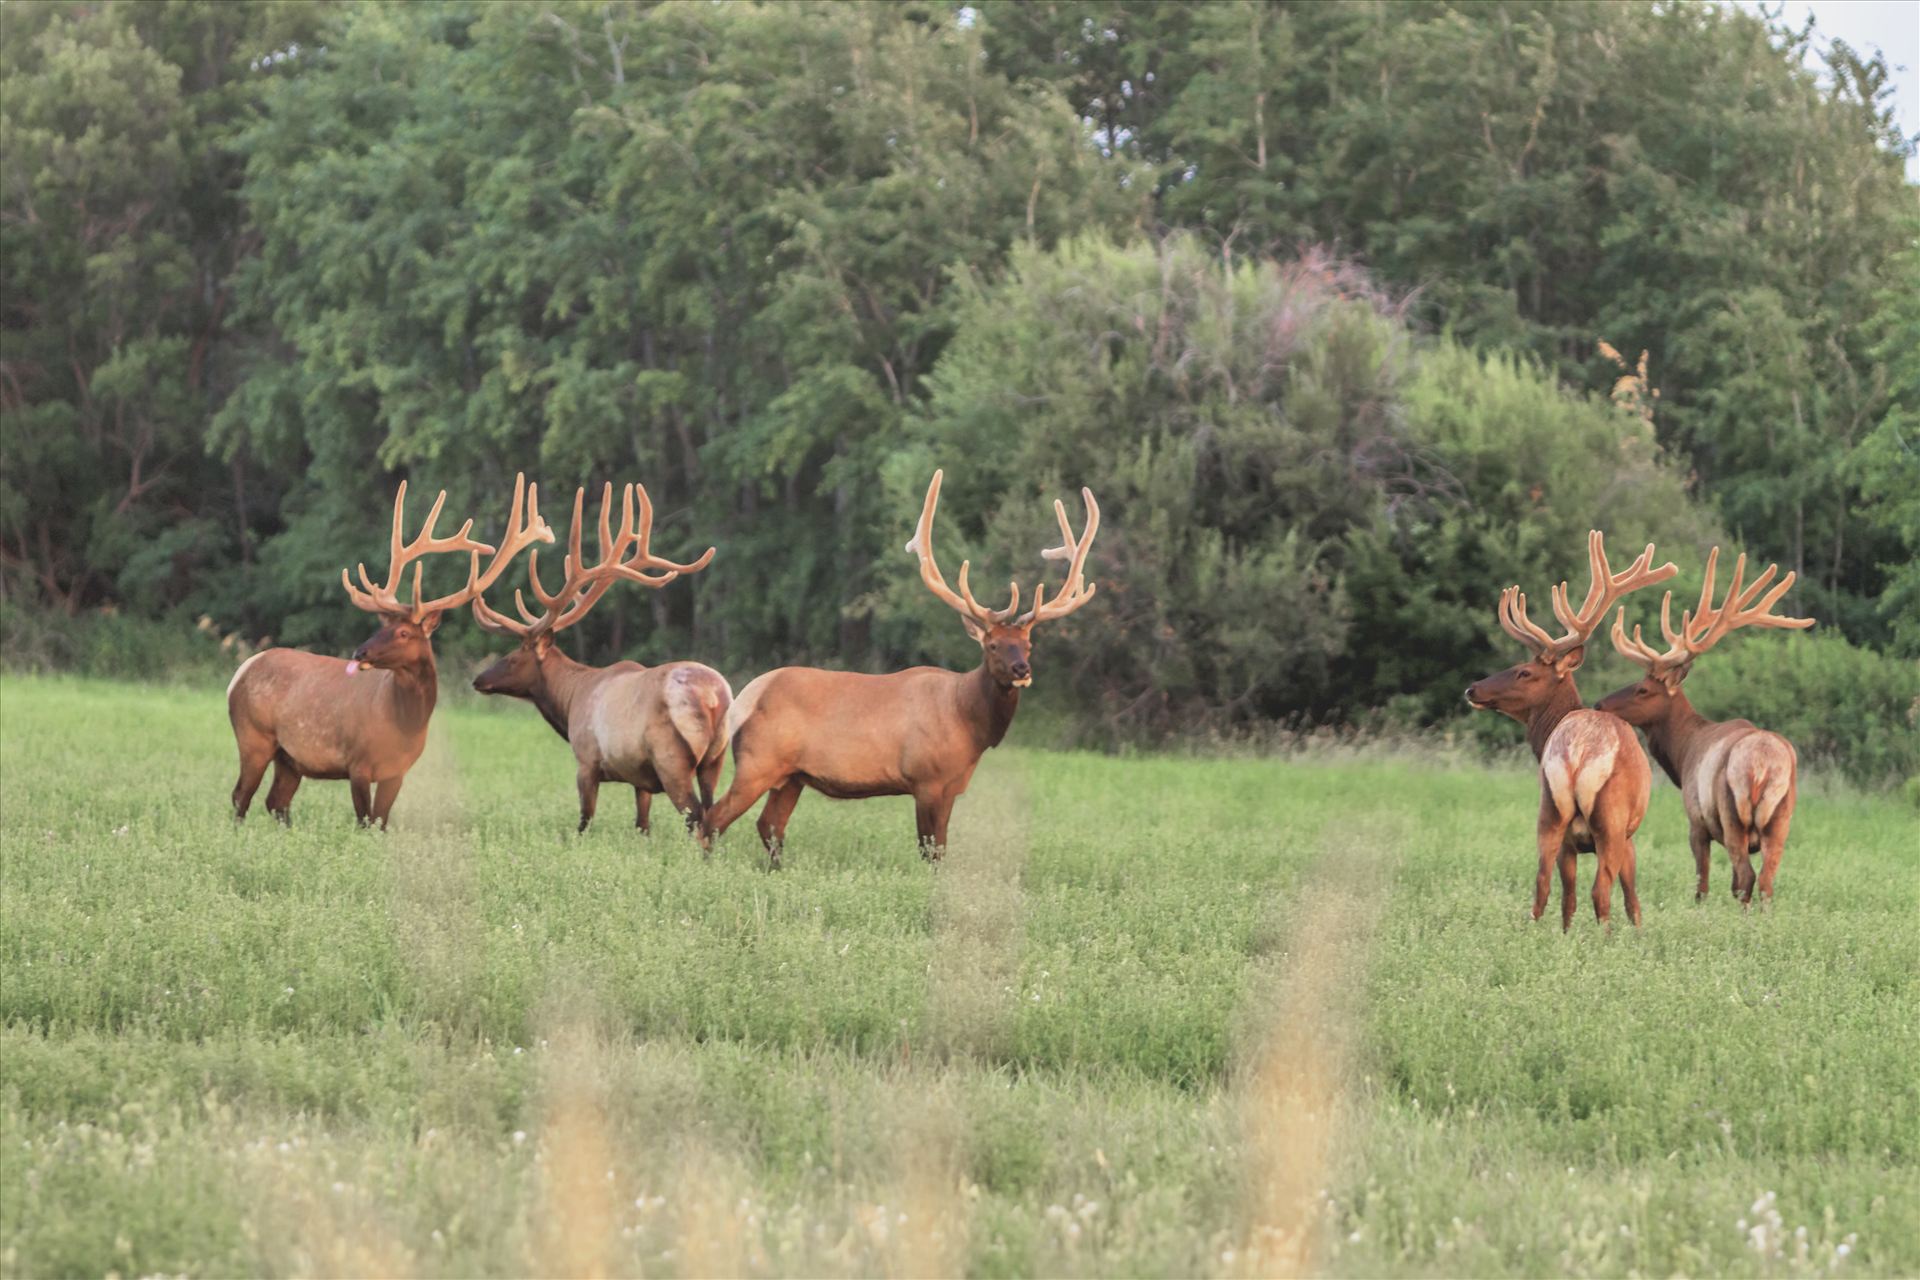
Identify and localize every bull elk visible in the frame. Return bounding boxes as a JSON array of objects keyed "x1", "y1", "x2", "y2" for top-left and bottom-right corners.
[
  {"x1": 699, "y1": 470, "x2": 1098, "y2": 868},
  {"x1": 470, "y1": 482, "x2": 731, "y2": 835},
  {"x1": 1596, "y1": 548, "x2": 1814, "y2": 903},
  {"x1": 227, "y1": 475, "x2": 553, "y2": 827},
  {"x1": 1465, "y1": 532, "x2": 1677, "y2": 927}
]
